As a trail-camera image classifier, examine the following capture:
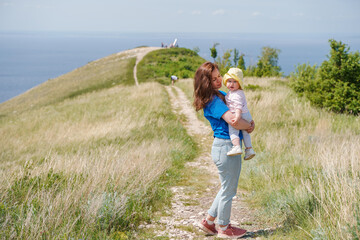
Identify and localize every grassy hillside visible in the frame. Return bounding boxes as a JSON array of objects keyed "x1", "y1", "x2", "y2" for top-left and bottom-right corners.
[
  {"x1": 0, "y1": 48, "x2": 199, "y2": 239},
  {"x1": 2, "y1": 44, "x2": 358, "y2": 239},
  {"x1": 177, "y1": 78, "x2": 360, "y2": 239},
  {"x1": 0, "y1": 50, "x2": 136, "y2": 116},
  {"x1": 137, "y1": 48, "x2": 205, "y2": 85}
]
